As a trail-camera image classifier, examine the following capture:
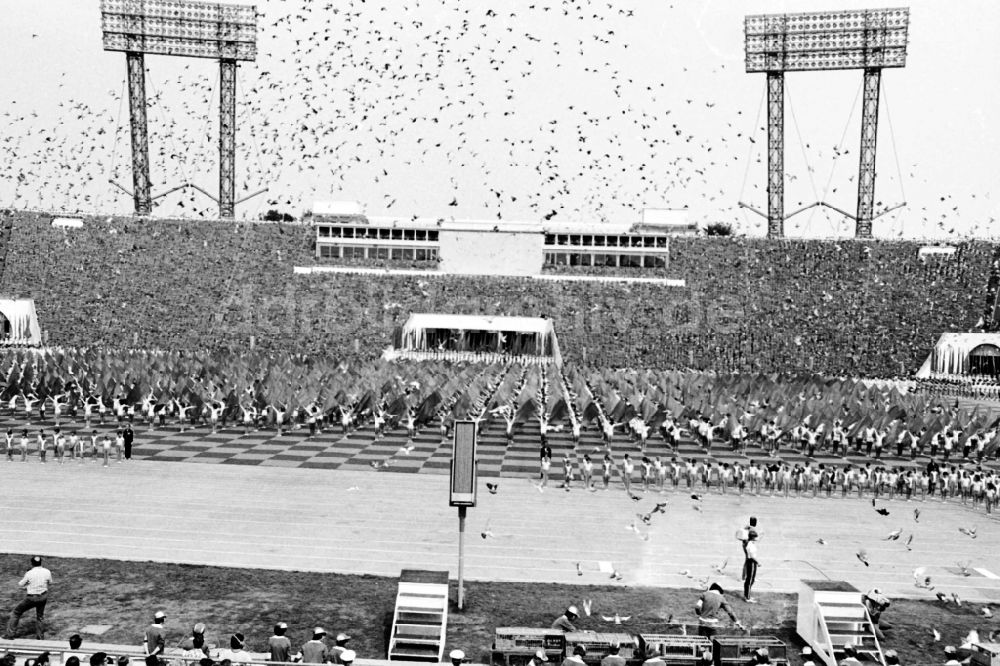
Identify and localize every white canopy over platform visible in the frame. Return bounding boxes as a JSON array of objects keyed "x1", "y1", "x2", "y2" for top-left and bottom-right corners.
[
  {"x1": 398, "y1": 313, "x2": 561, "y2": 365},
  {"x1": 0, "y1": 298, "x2": 42, "y2": 346},
  {"x1": 917, "y1": 332, "x2": 1000, "y2": 378}
]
